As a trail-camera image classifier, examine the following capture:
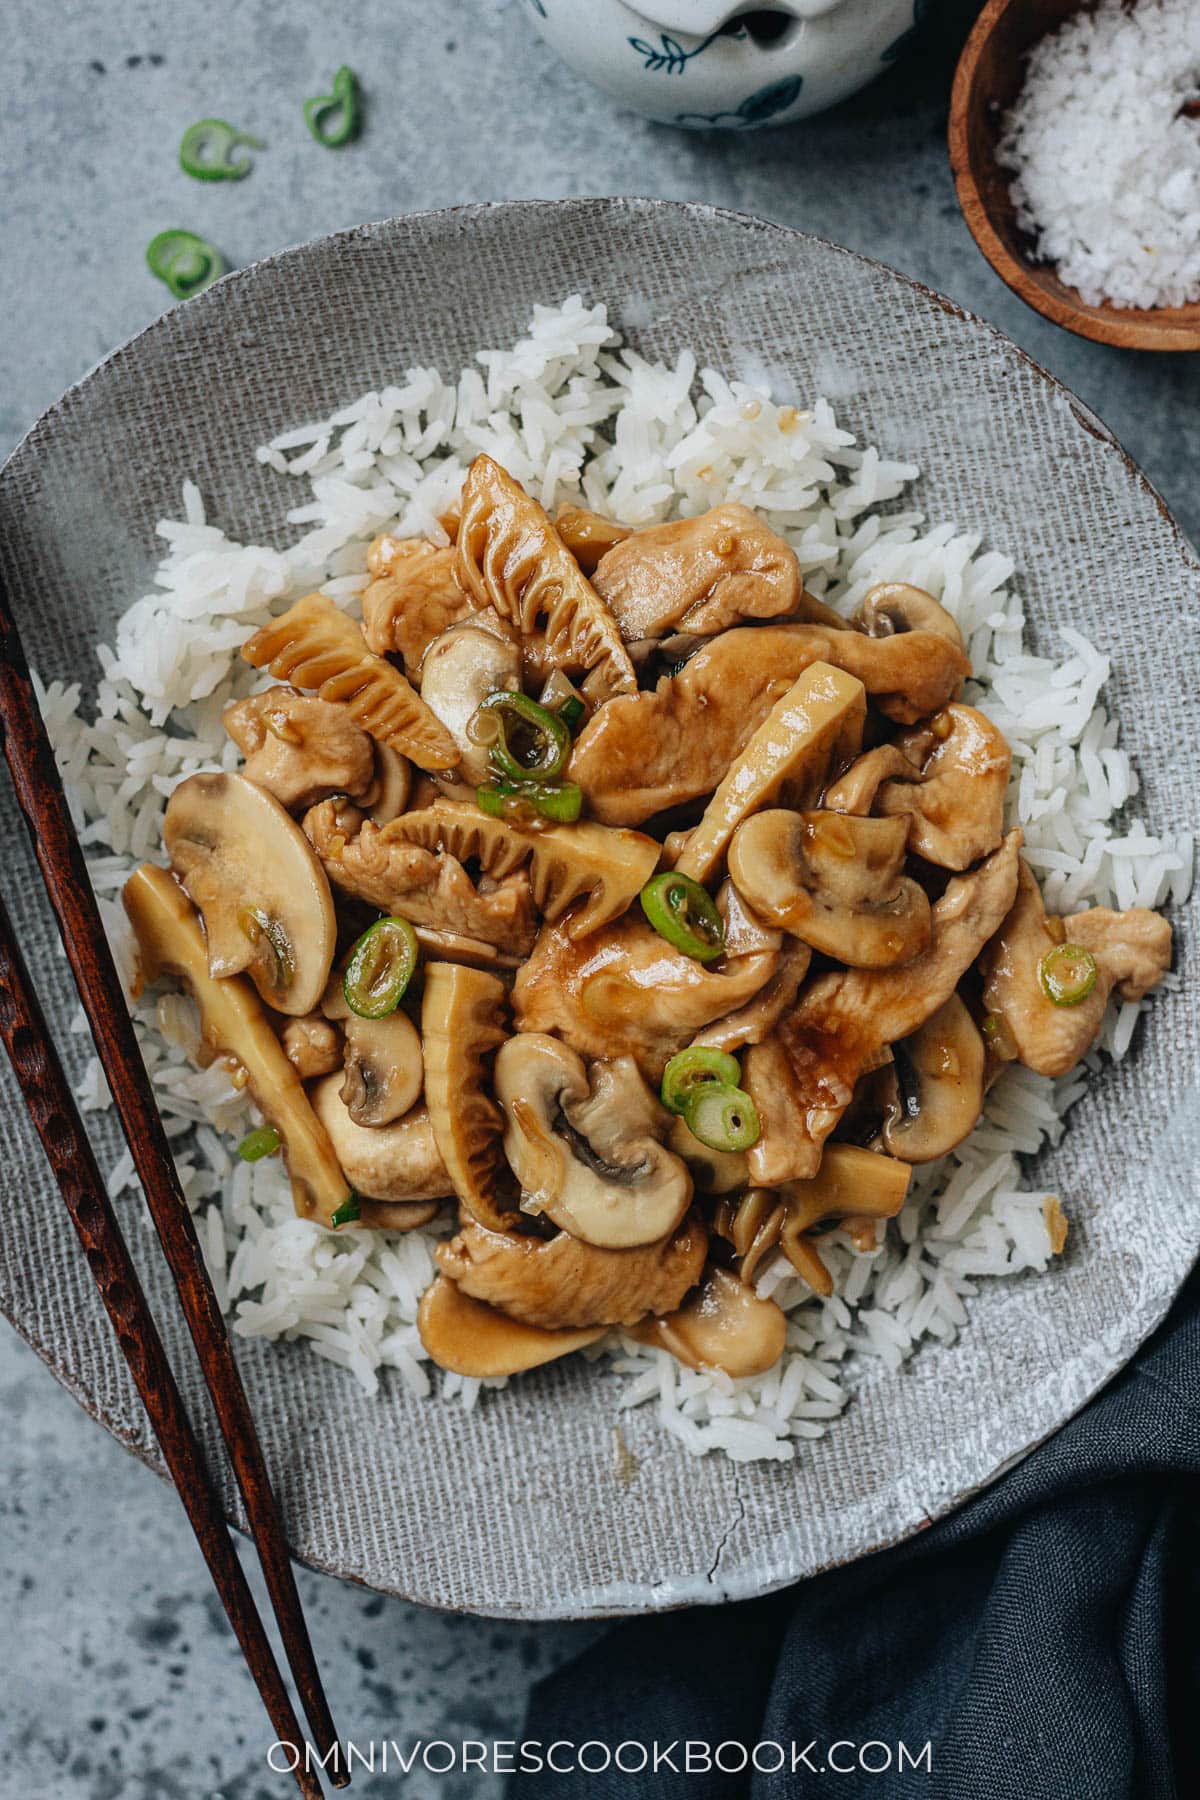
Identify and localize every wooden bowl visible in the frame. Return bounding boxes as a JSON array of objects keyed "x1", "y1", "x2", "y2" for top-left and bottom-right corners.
[{"x1": 949, "y1": 0, "x2": 1200, "y2": 351}]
